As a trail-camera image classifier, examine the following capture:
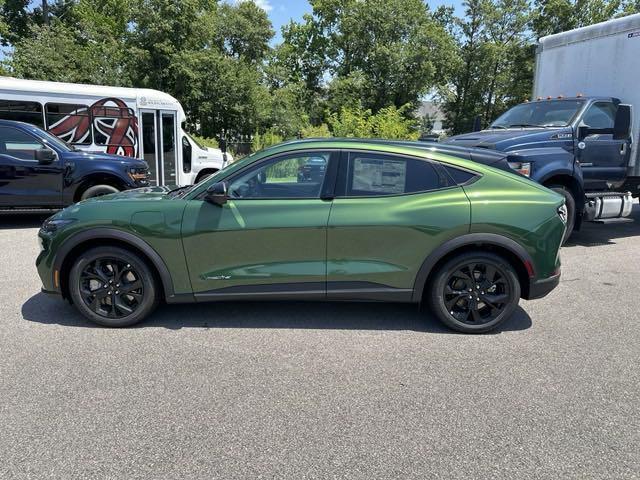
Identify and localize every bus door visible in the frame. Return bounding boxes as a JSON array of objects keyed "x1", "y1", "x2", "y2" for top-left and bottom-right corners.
[{"x1": 139, "y1": 109, "x2": 178, "y2": 186}]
